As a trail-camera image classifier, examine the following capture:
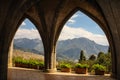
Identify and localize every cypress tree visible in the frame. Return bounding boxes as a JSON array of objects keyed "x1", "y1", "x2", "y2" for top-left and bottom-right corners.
[{"x1": 79, "y1": 50, "x2": 86, "y2": 63}]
